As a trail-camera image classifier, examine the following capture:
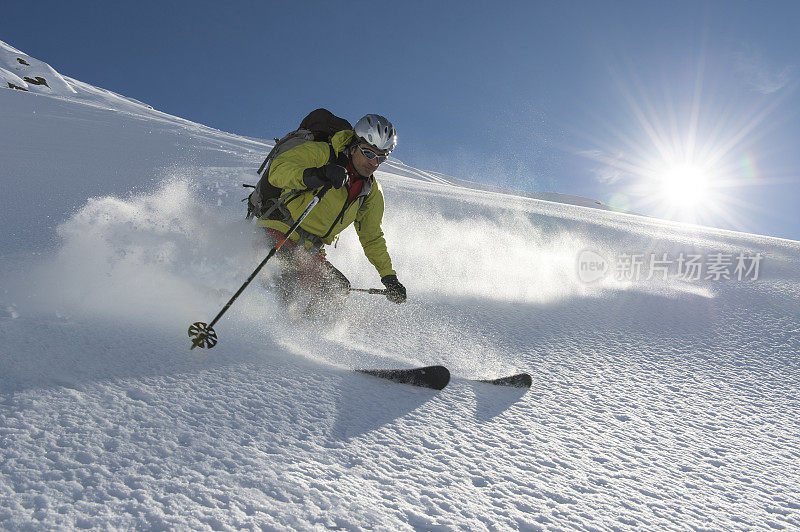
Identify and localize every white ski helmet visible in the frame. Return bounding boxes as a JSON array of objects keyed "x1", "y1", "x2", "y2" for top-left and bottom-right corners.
[{"x1": 353, "y1": 114, "x2": 397, "y2": 153}]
